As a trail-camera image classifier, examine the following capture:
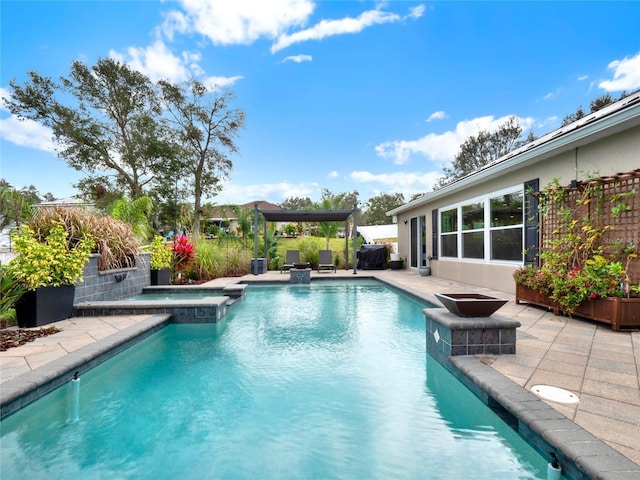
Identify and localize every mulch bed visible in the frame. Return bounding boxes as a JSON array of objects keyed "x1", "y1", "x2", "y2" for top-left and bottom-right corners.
[{"x1": 0, "y1": 320, "x2": 60, "y2": 352}]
